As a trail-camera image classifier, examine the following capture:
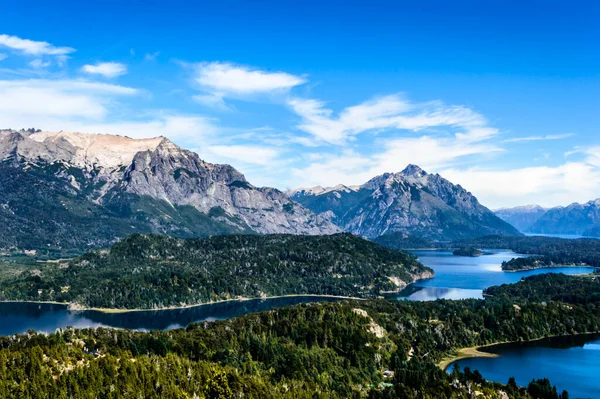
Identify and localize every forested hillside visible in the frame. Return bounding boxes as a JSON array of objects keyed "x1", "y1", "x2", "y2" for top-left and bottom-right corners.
[
  {"x1": 0, "y1": 274, "x2": 592, "y2": 398},
  {"x1": 0, "y1": 233, "x2": 432, "y2": 309}
]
